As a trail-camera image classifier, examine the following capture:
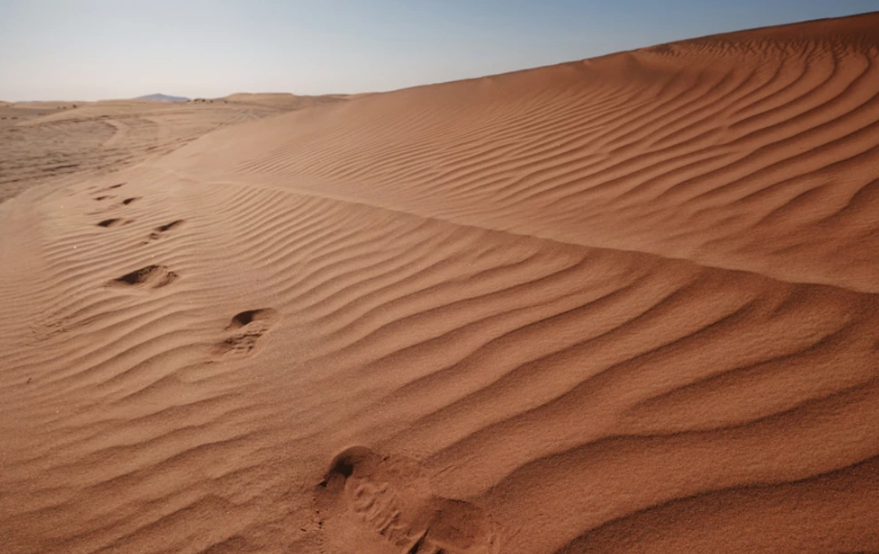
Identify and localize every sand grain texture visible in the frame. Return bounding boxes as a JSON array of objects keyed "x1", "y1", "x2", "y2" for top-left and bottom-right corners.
[{"x1": 2, "y1": 13, "x2": 879, "y2": 554}]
